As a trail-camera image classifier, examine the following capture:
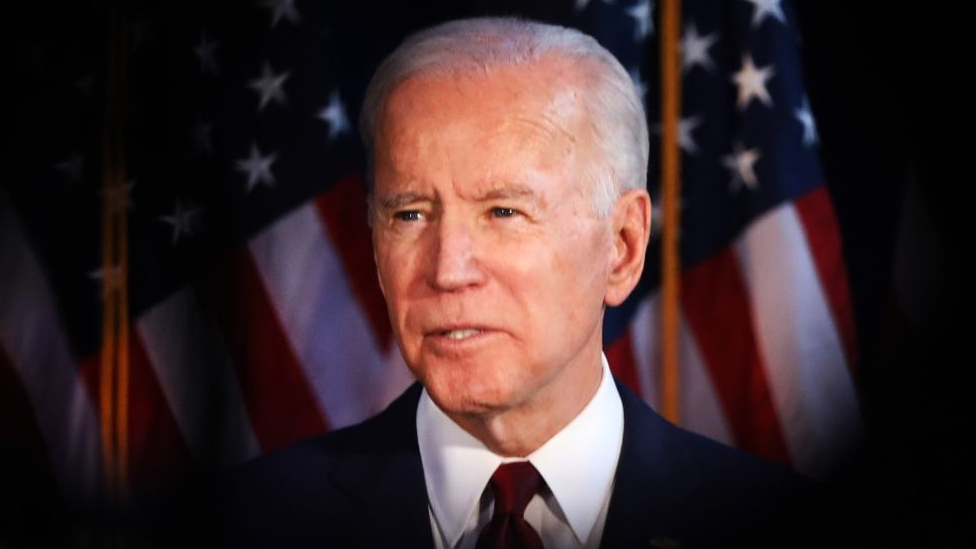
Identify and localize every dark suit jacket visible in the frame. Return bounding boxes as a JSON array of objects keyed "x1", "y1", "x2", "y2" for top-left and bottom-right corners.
[{"x1": 218, "y1": 380, "x2": 821, "y2": 548}]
